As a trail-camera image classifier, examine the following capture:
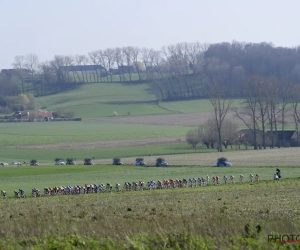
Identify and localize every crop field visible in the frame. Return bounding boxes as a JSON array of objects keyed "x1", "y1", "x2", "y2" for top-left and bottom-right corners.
[
  {"x1": 0, "y1": 164, "x2": 299, "y2": 249},
  {"x1": 0, "y1": 121, "x2": 188, "y2": 147}
]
